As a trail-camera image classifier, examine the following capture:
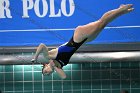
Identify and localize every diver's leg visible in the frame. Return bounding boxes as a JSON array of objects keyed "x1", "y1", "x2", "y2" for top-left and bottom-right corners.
[{"x1": 73, "y1": 4, "x2": 134, "y2": 43}]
